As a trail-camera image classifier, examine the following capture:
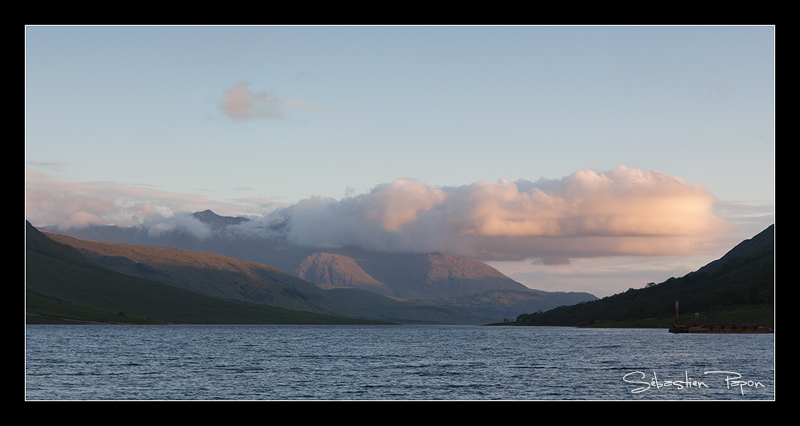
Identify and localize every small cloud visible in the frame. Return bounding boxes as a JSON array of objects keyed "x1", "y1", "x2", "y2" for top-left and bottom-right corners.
[
  {"x1": 221, "y1": 81, "x2": 285, "y2": 120},
  {"x1": 219, "y1": 81, "x2": 332, "y2": 121}
]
